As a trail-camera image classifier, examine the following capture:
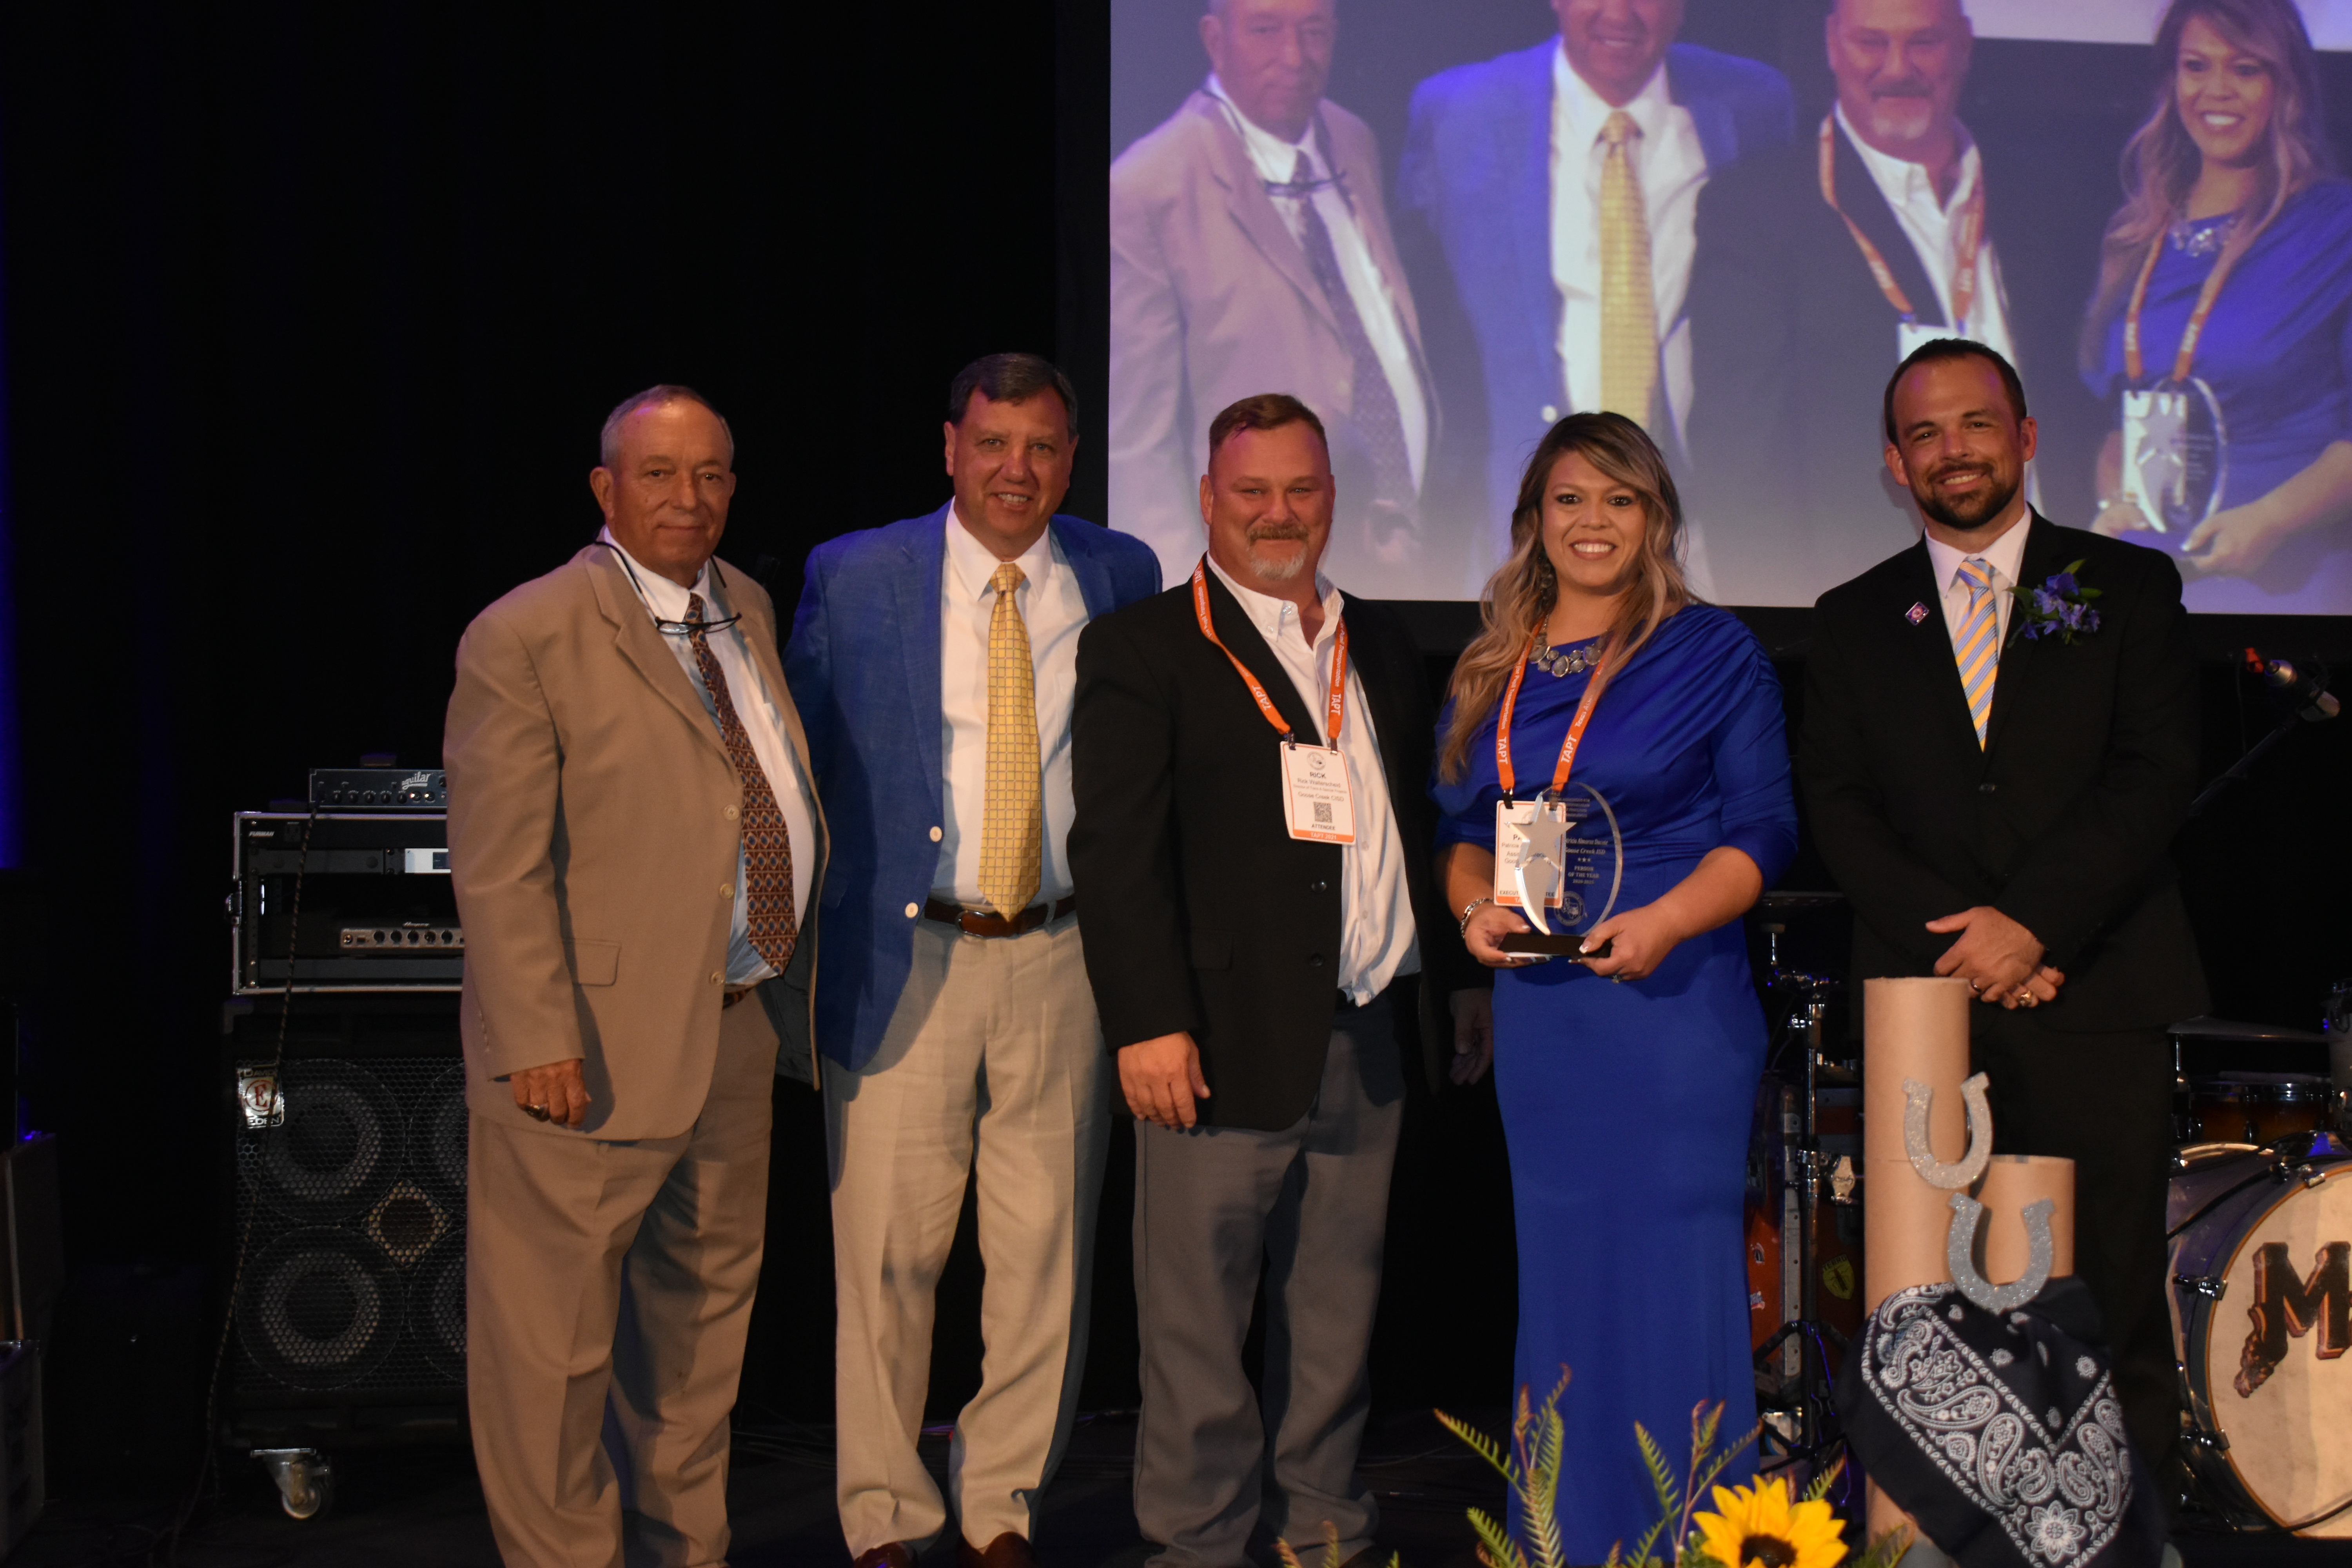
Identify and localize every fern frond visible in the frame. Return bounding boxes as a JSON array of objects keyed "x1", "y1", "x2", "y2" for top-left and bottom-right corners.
[
  {"x1": 1634, "y1": 1423, "x2": 1678, "y2": 1517},
  {"x1": 1686, "y1": 1423, "x2": 1759, "y2": 1502},
  {"x1": 1437, "y1": 1407, "x2": 1523, "y2": 1486},
  {"x1": 1801, "y1": 1454, "x2": 1847, "y2": 1504},
  {"x1": 1628, "y1": 1517, "x2": 1670, "y2": 1568},
  {"x1": 1853, "y1": 1524, "x2": 1913, "y2": 1568},
  {"x1": 1468, "y1": 1506, "x2": 1531, "y2": 1568},
  {"x1": 1275, "y1": 1539, "x2": 1304, "y2": 1568}
]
